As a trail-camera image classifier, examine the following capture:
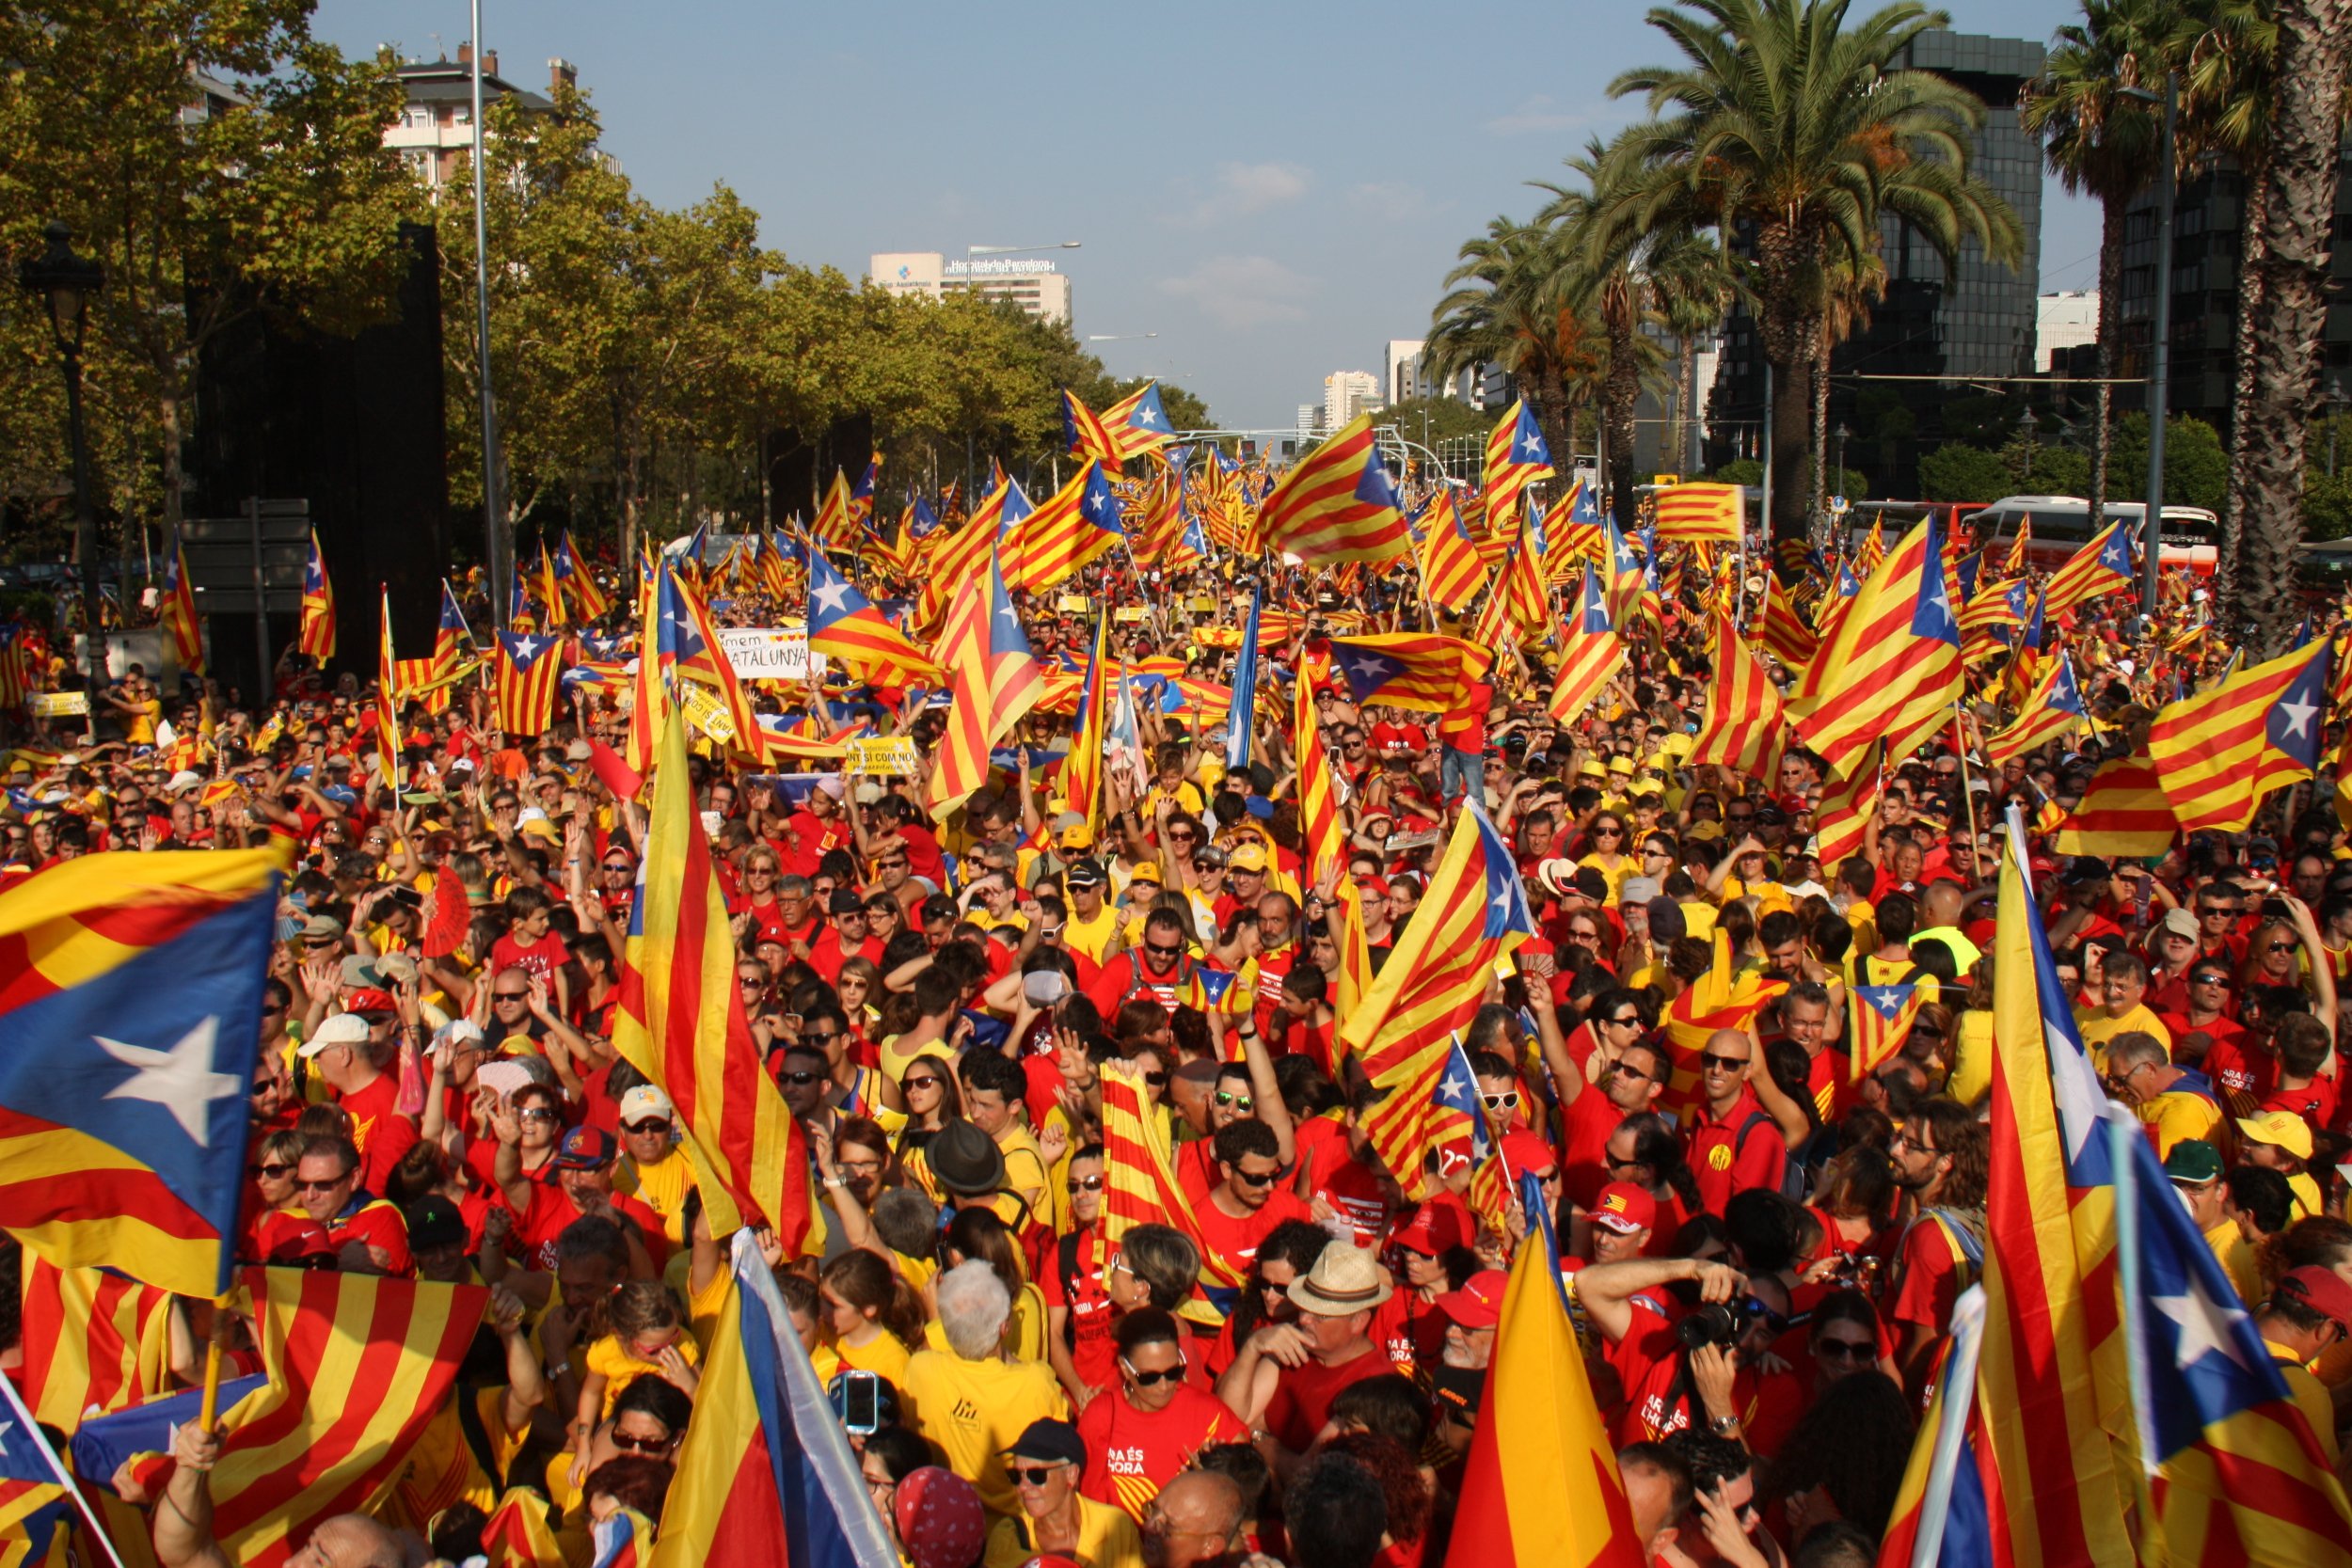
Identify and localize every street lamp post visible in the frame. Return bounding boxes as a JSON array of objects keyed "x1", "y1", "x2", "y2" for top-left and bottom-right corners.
[
  {"x1": 1835, "y1": 422, "x2": 1851, "y2": 496},
  {"x1": 2122, "y1": 74, "x2": 2177, "y2": 617},
  {"x1": 19, "y1": 220, "x2": 108, "y2": 724}
]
